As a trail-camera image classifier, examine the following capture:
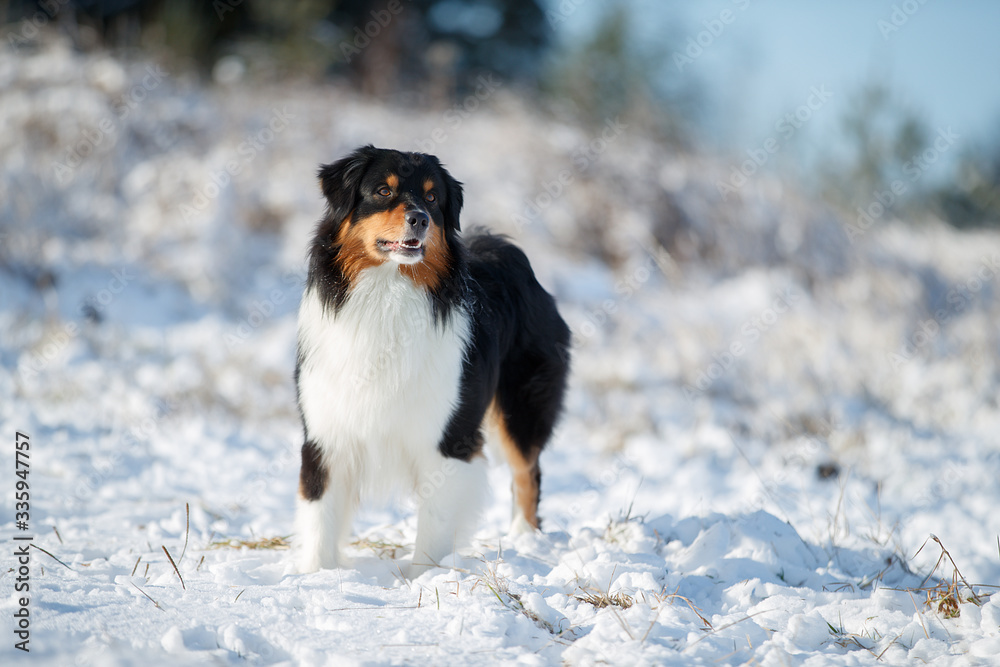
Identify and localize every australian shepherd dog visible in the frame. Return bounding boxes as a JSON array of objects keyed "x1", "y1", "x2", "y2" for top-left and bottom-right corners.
[{"x1": 294, "y1": 145, "x2": 570, "y2": 575}]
